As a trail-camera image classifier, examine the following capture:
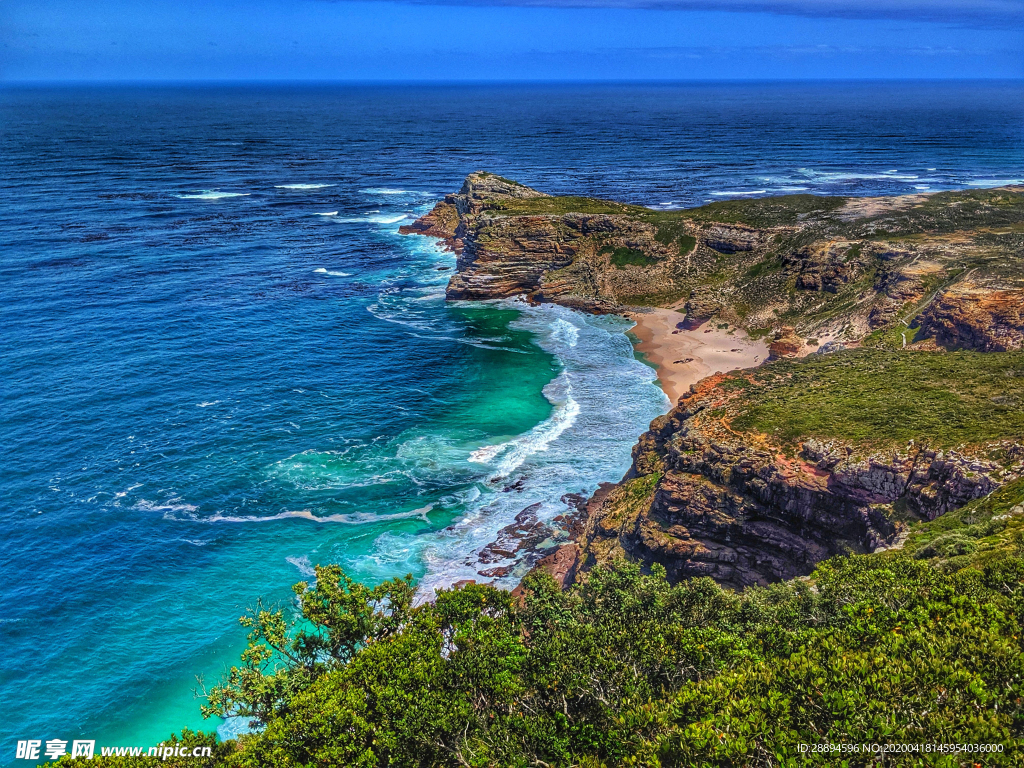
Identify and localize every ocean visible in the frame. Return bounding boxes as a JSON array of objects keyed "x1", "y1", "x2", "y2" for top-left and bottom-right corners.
[{"x1": 2, "y1": 81, "x2": 1023, "y2": 756}]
